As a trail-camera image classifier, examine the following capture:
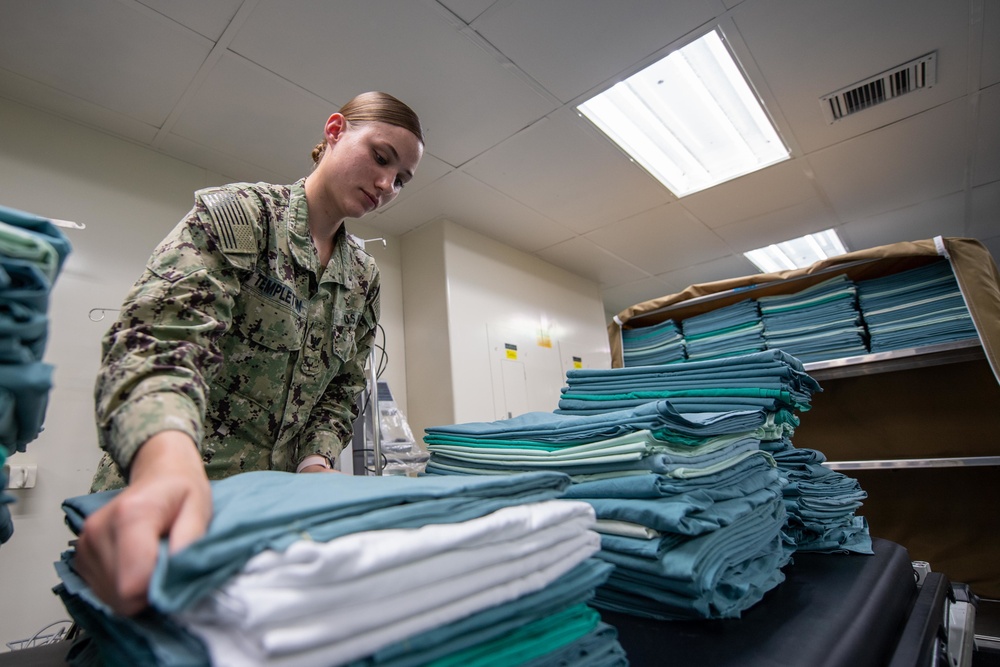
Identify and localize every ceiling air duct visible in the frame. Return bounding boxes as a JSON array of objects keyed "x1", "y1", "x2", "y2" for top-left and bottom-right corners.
[{"x1": 820, "y1": 52, "x2": 936, "y2": 123}]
